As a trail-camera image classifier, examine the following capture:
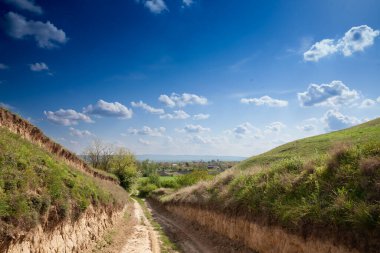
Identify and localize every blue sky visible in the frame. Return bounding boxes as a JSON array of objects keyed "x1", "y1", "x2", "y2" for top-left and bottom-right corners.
[{"x1": 0, "y1": 0, "x2": 379, "y2": 156}]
